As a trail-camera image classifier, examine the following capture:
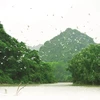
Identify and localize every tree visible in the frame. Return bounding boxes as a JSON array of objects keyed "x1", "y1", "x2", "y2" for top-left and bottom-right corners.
[
  {"x1": 68, "y1": 44, "x2": 100, "y2": 85},
  {"x1": 48, "y1": 62, "x2": 72, "y2": 82},
  {"x1": 0, "y1": 24, "x2": 56, "y2": 84}
]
